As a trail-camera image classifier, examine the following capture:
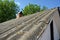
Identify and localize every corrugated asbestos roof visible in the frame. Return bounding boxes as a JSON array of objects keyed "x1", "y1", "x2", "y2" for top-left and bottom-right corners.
[{"x1": 0, "y1": 8, "x2": 57, "y2": 40}]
